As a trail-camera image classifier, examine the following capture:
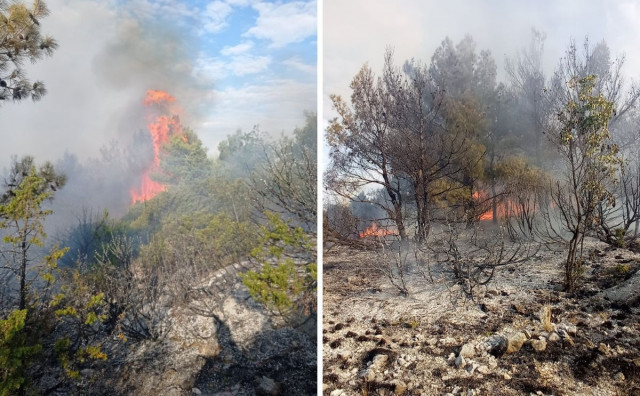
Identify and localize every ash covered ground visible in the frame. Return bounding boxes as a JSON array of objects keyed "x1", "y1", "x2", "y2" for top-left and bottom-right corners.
[{"x1": 322, "y1": 235, "x2": 640, "y2": 396}]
